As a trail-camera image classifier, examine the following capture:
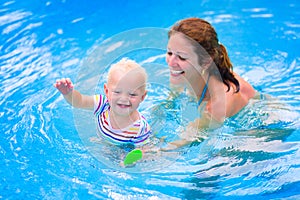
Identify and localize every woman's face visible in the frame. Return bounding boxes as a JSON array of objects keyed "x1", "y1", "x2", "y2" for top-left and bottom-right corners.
[{"x1": 166, "y1": 33, "x2": 202, "y2": 87}]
